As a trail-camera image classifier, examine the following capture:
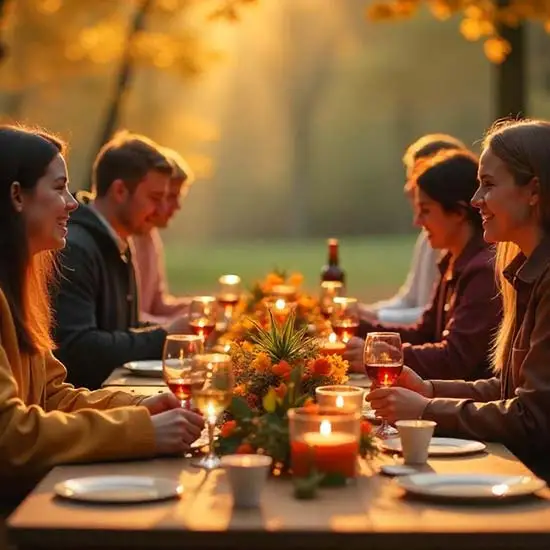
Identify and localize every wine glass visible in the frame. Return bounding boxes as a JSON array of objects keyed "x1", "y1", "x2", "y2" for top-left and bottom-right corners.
[
  {"x1": 331, "y1": 297, "x2": 360, "y2": 343},
  {"x1": 217, "y1": 274, "x2": 241, "y2": 328},
  {"x1": 363, "y1": 332, "x2": 403, "y2": 439},
  {"x1": 320, "y1": 281, "x2": 344, "y2": 333},
  {"x1": 162, "y1": 334, "x2": 204, "y2": 409},
  {"x1": 189, "y1": 296, "x2": 218, "y2": 347},
  {"x1": 191, "y1": 353, "x2": 234, "y2": 470}
]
